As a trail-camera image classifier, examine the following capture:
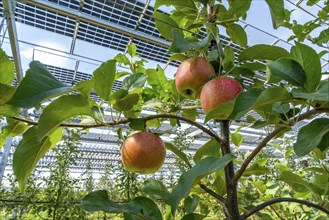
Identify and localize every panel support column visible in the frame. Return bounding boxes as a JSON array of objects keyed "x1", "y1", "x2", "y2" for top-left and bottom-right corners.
[
  {"x1": 0, "y1": 138, "x2": 13, "y2": 185},
  {"x1": 3, "y1": 0, "x2": 23, "y2": 81}
]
